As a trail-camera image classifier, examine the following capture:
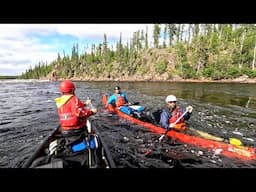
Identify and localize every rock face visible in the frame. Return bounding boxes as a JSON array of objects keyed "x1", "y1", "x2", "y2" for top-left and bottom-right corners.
[{"x1": 46, "y1": 70, "x2": 58, "y2": 81}]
